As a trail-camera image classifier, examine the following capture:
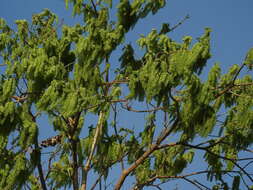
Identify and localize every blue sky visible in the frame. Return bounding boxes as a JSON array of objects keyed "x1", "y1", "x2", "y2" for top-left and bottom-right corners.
[{"x1": 1, "y1": 0, "x2": 253, "y2": 189}]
